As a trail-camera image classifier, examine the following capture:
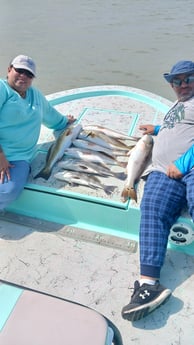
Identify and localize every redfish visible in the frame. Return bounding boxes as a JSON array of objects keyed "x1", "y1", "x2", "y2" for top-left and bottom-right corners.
[{"x1": 121, "y1": 134, "x2": 153, "y2": 202}]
